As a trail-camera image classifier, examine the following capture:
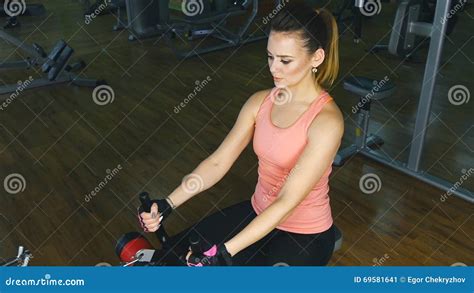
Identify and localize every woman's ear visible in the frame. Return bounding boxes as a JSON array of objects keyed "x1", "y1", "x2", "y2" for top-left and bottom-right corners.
[{"x1": 311, "y1": 48, "x2": 325, "y2": 68}]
